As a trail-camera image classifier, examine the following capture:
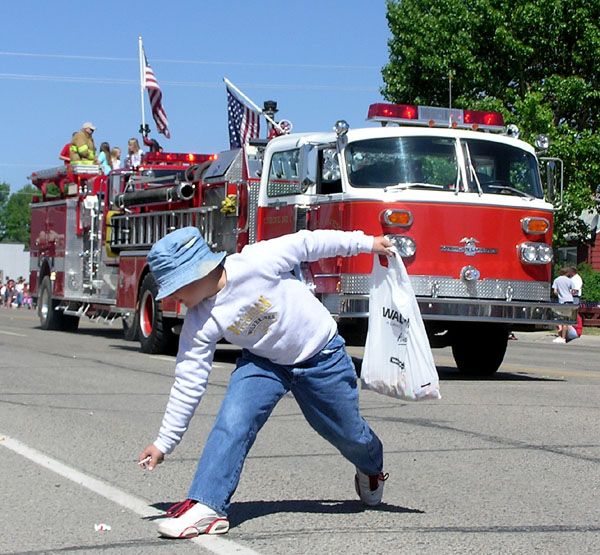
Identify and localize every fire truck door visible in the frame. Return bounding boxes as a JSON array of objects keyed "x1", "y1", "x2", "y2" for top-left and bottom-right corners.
[{"x1": 258, "y1": 146, "x2": 315, "y2": 240}]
